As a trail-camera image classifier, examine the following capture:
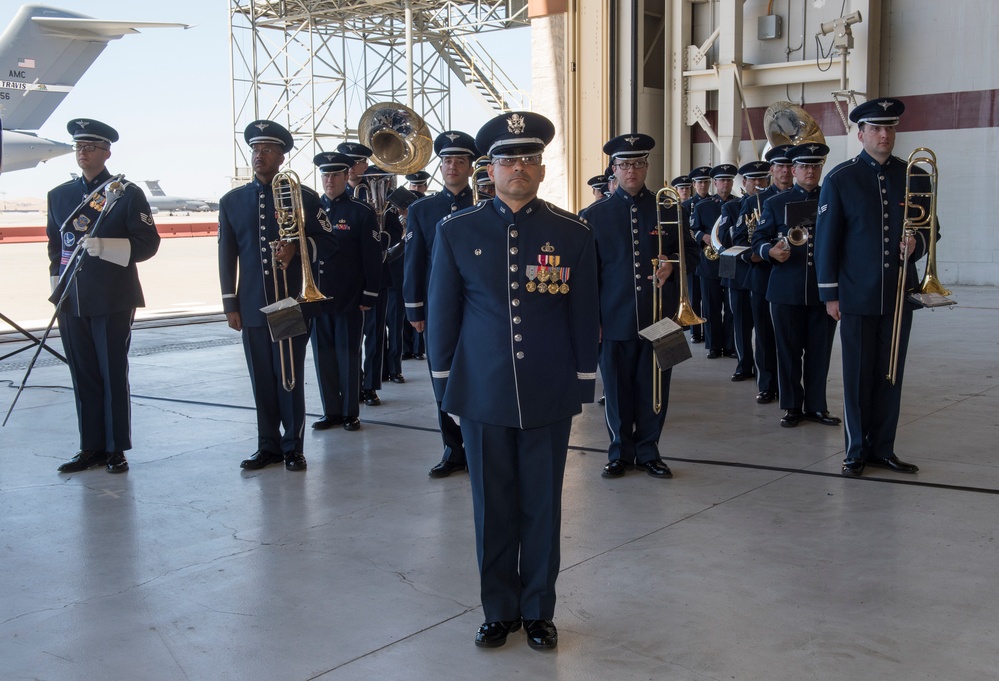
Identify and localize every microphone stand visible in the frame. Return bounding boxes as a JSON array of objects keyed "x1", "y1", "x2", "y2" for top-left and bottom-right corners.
[{"x1": 2, "y1": 176, "x2": 126, "y2": 427}]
